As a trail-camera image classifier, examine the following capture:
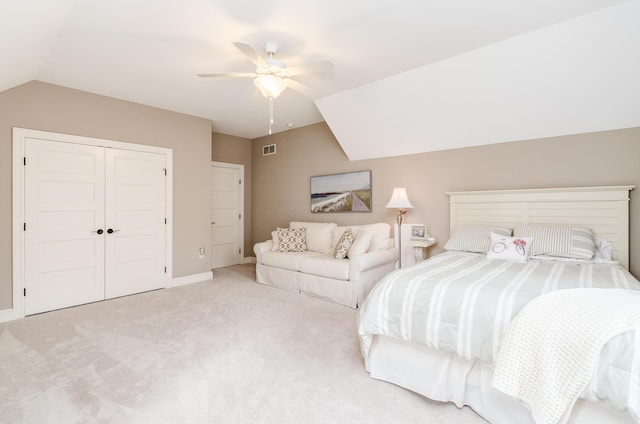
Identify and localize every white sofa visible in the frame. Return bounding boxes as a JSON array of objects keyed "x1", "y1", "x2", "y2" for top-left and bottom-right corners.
[{"x1": 253, "y1": 221, "x2": 397, "y2": 308}]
